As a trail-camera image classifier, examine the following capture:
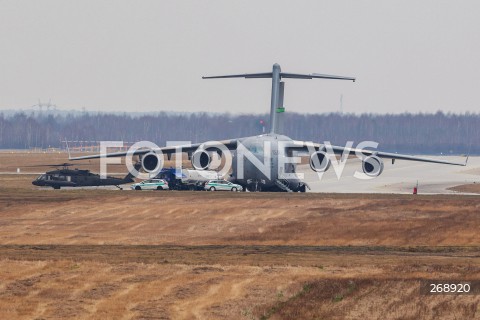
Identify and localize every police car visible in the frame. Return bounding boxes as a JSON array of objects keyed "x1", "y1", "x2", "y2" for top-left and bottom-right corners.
[
  {"x1": 204, "y1": 180, "x2": 242, "y2": 192},
  {"x1": 131, "y1": 179, "x2": 169, "y2": 190}
]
